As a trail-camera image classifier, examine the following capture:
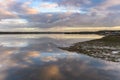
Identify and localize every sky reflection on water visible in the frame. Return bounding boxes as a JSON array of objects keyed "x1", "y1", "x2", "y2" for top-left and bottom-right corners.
[{"x1": 0, "y1": 34, "x2": 119, "y2": 80}]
